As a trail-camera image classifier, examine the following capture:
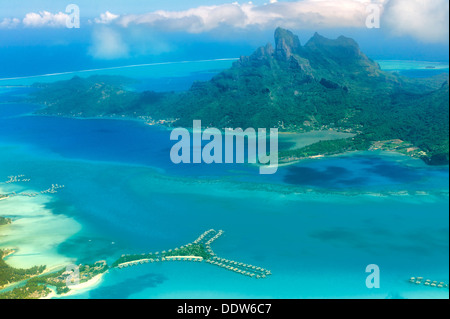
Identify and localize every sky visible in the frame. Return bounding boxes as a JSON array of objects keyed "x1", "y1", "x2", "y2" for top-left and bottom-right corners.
[{"x1": 0, "y1": 0, "x2": 448, "y2": 77}]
